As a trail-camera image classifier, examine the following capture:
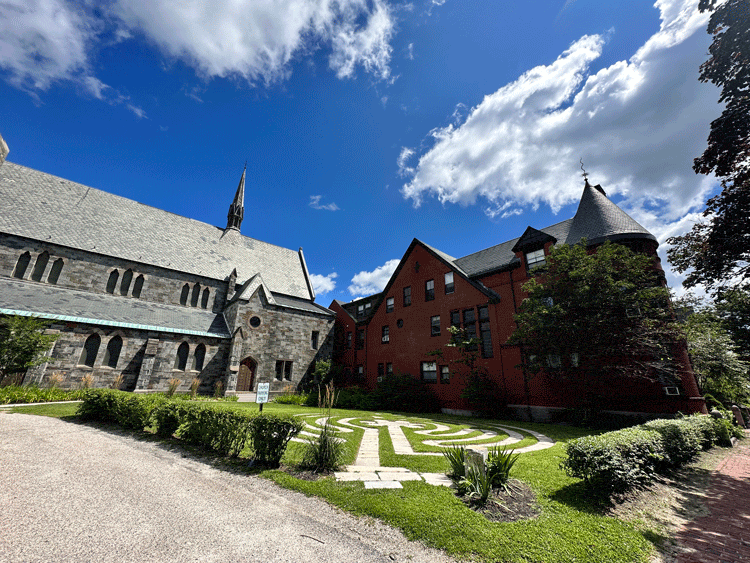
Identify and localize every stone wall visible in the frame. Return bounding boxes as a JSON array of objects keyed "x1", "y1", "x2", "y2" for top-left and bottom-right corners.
[
  {"x1": 25, "y1": 320, "x2": 229, "y2": 393},
  {"x1": 230, "y1": 289, "x2": 334, "y2": 393},
  {"x1": 0, "y1": 234, "x2": 229, "y2": 311}
]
